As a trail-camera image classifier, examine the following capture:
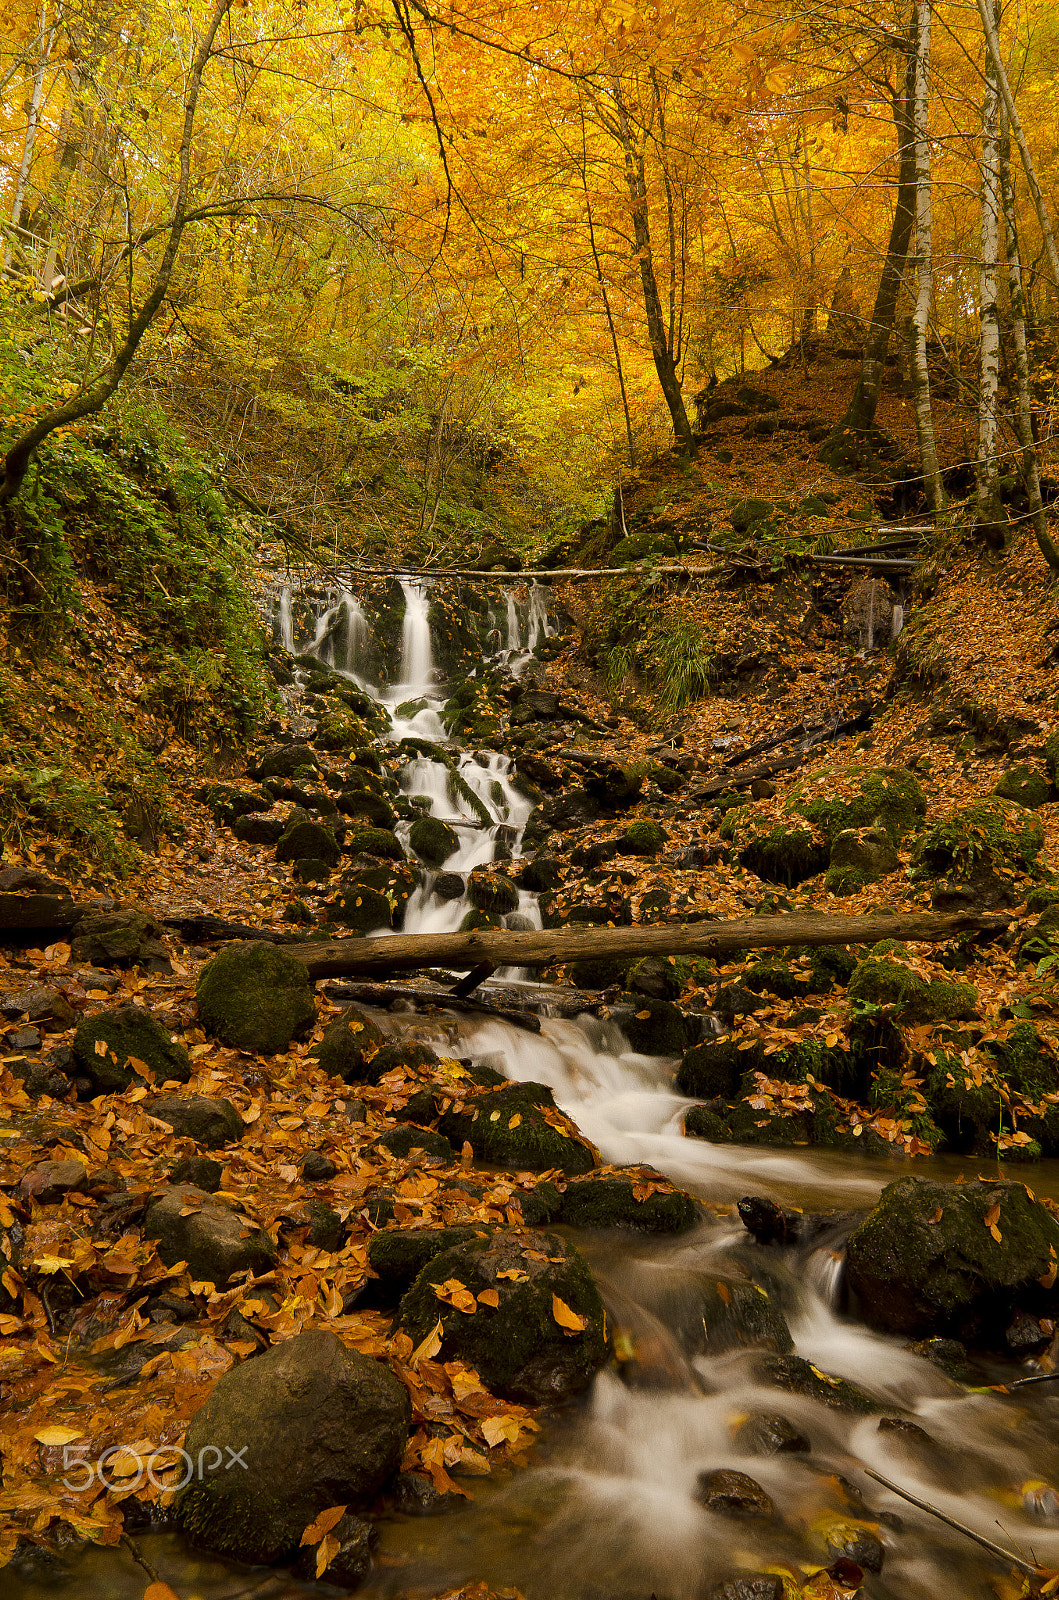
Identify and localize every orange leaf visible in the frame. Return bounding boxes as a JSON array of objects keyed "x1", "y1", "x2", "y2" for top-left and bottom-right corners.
[
  {"x1": 551, "y1": 1294, "x2": 587, "y2": 1335},
  {"x1": 927, "y1": 1206, "x2": 943, "y2": 1224},
  {"x1": 477, "y1": 1289, "x2": 499, "y2": 1308},
  {"x1": 144, "y1": 1586, "x2": 182, "y2": 1600},
  {"x1": 301, "y1": 1504, "x2": 347, "y2": 1546},
  {"x1": 315, "y1": 1532, "x2": 341, "y2": 1579}
]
